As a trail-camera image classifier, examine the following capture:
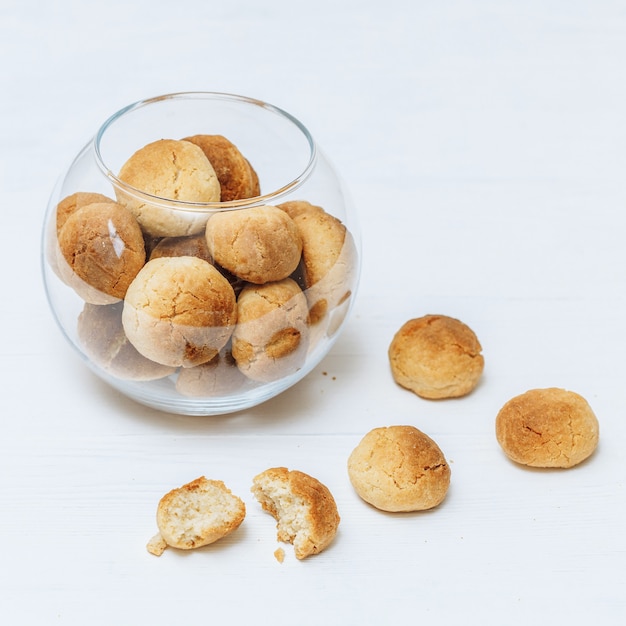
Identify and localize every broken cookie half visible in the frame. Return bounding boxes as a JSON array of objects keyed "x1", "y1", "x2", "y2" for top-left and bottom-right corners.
[
  {"x1": 251, "y1": 467, "x2": 340, "y2": 560},
  {"x1": 147, "y1": 476, "x2": 245, "y2": 556}
]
